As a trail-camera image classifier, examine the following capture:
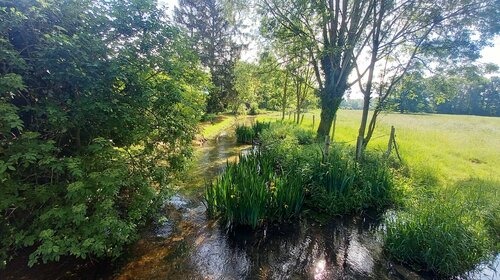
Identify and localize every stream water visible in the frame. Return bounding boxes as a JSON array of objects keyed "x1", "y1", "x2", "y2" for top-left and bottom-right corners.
[
  {"x1": 2, "y1": 117, "x2": 498, "y2": 280},
  {"x1": 109, "y1": 118, "x2": 499, "y2": 280}
]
